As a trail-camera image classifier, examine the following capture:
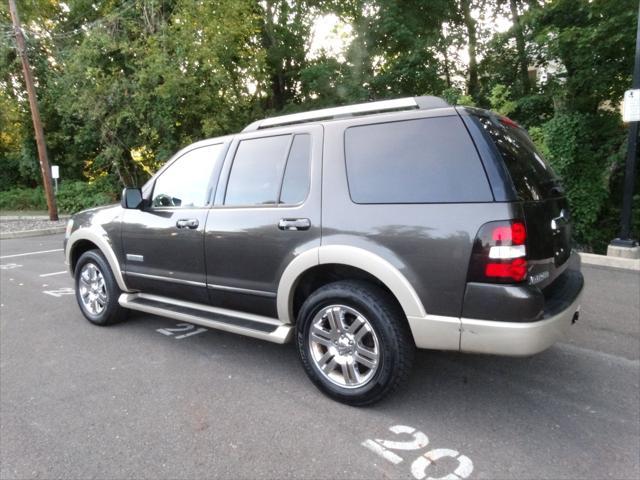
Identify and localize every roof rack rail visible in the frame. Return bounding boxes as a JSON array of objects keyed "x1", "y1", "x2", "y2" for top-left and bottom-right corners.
[{"x1": 241, "y1": 96, "x2": 449, "y2": 132}]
